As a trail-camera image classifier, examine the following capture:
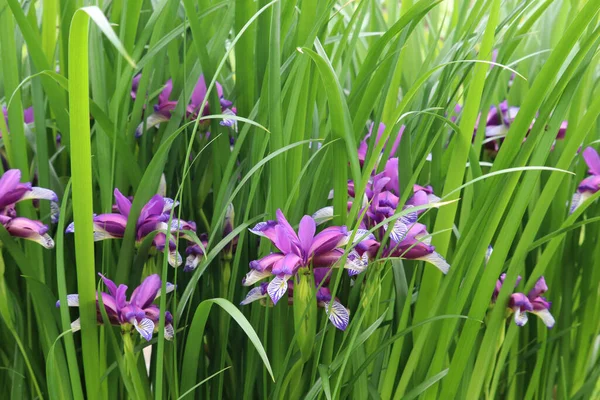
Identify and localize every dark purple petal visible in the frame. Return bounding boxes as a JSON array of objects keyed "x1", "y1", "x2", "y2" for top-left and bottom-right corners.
[
  {"x1": 313, "y1": 268, "x2": 332, "y2": 287},
  {"x1": 308, "y1": 226, "x2": 348, "y2": 257},
  {"x1": 508, "y1": 293, "x2": 533, "y2": 311},
  {"x1": 139, "y1": 195, "x2": 166, "y2": 223},
  {"x1": 130, "y1": 274, "x2": 162, "y2": 309},
  {"x1": 93, "y1": 213, "x2": 128, "y2": 238},
  {"x1": 531, "y1": 296, "x2": 551, "y2": 311},
  {"x1": 312, "y1": 249, "x2": 344, "y2": 267},
  {"x1": 131, "y1": 74, "x2": 141, "y2": 99}
]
